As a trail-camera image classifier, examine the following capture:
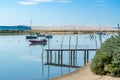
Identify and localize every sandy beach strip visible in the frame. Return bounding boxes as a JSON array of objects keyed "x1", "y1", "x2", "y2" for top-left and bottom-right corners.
[
  {"x1": 32, "y1": 26, "x2": 117, "y2": 31},
  {"x1": 52, "y1": 63, "x2": 120, "y2": 80},
  {"x1": 31, "y1": 26, "x2": 118, "y2": 34}
]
